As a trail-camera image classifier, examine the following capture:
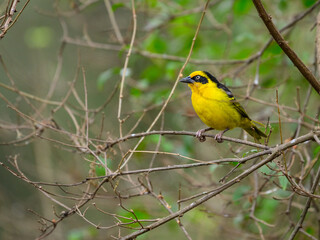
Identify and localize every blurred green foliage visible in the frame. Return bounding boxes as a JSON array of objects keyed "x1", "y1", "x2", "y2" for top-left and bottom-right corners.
[
  {"x1": 24, "y1": 26, "x2": 54, "y2": 49},
  {"x1": 0, "y1": 0, "x2": 319, "y2": 239}
]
